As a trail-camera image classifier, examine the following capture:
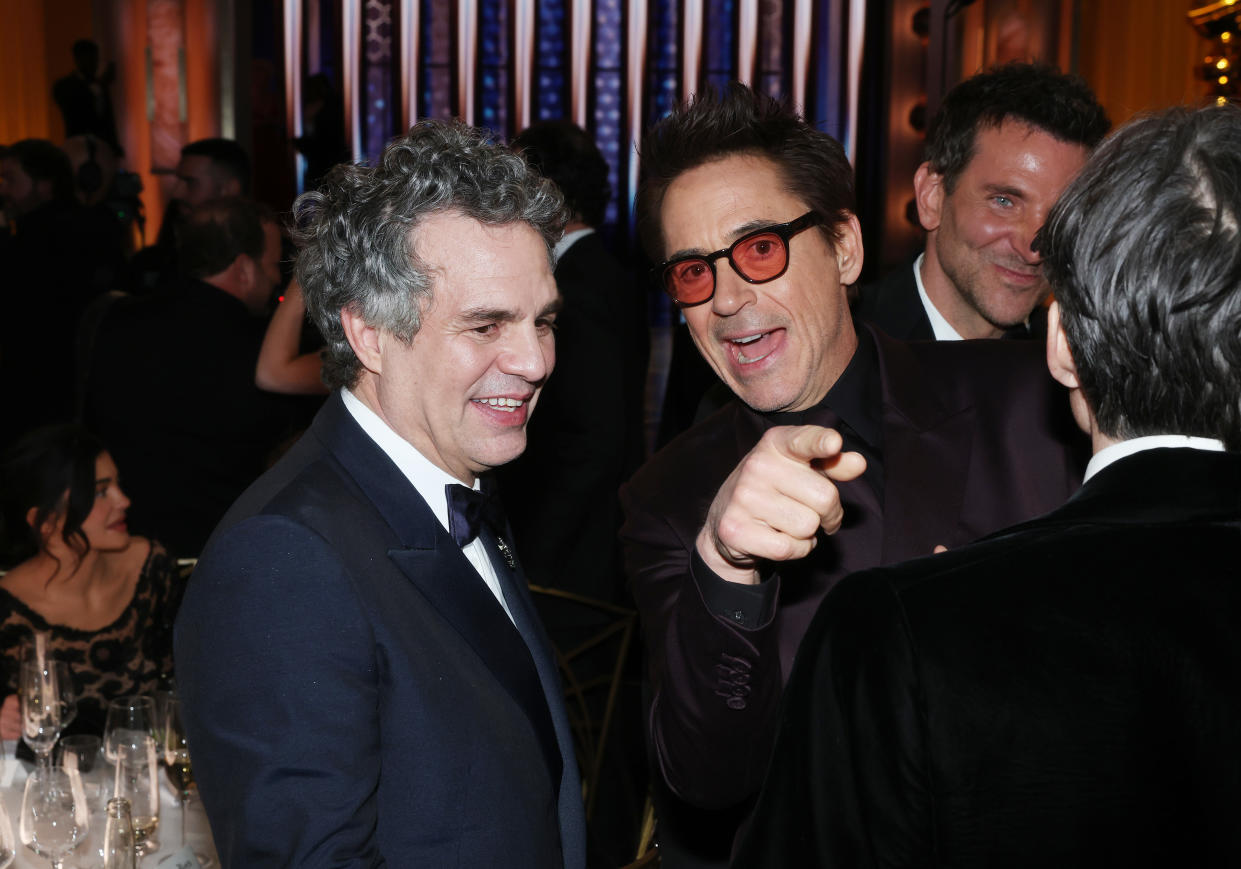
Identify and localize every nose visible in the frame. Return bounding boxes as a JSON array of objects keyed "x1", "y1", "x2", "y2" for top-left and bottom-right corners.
[
  {"x1": 113, "y1": 484, "x2": 131, "y2": 512},
  {"x1": 499, "y1": 323, "x2": 553, "y2": 384},
  {"x1": 710, "y1": 263, "x2": 757, "y2": 317},
  {"x1": 1017, "y1": 207, "x2": 1048, "y2": 265}
]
